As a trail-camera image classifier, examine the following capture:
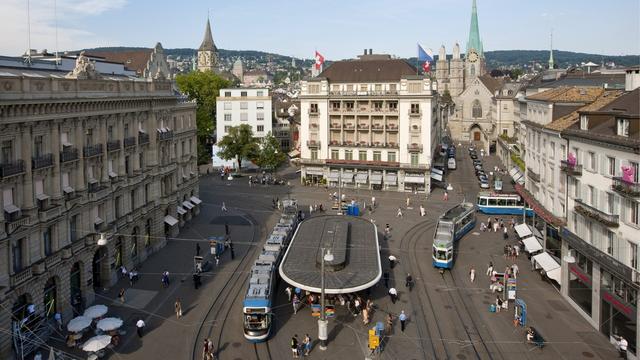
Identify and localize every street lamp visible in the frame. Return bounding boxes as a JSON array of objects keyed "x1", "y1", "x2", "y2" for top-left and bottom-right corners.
[{"x1": 318, "y1": 247, "x2": 334, "y2": 350}]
